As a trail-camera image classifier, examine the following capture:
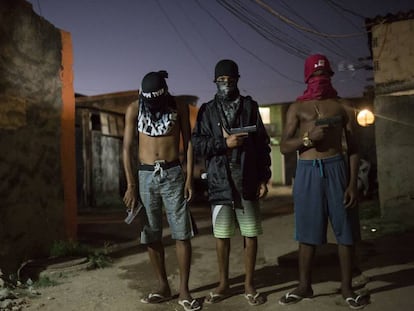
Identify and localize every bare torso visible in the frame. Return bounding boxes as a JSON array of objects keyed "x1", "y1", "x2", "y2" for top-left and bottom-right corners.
[
  {"x1": 133, "y1": 99, "x2": 183, "y2": 164},
  {"x1": 295, "y1": 98, "x2": 348, "y2": 160},
  {"x1": 138, "y1": 126, "x2": 181, "y2": 164}
]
